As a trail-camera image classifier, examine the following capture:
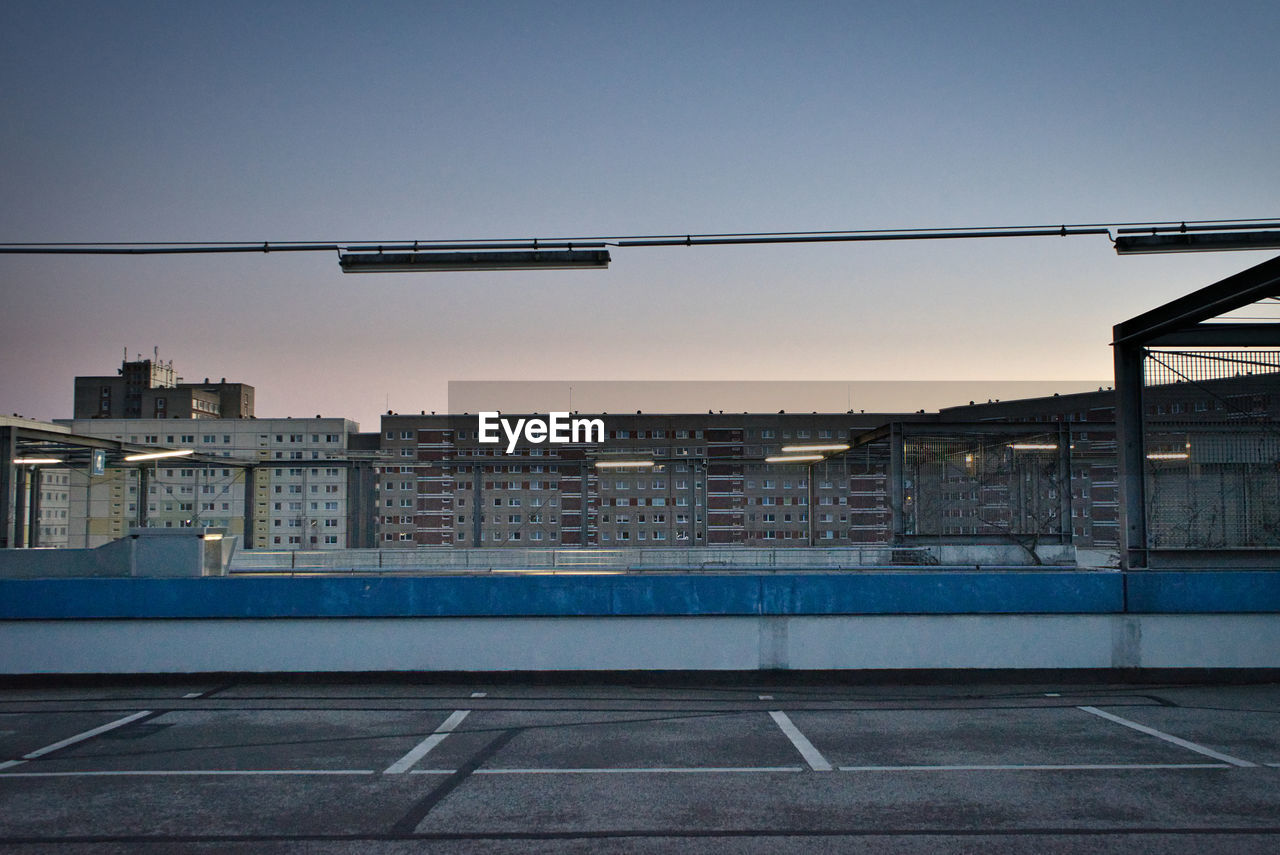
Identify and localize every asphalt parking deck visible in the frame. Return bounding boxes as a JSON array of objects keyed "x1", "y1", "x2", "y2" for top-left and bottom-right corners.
[{"x1": 1, "y1": 679, "x2": 1279, "y2": 853}]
